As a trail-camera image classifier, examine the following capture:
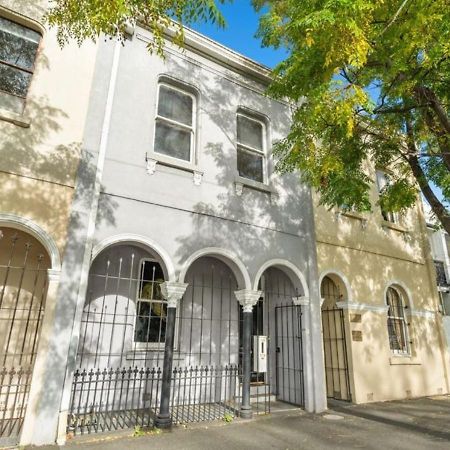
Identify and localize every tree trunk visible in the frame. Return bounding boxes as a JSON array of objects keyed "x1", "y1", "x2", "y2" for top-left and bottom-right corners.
[{"x1": 405, "y1": 118, "x2": 450, "y2": 233}]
